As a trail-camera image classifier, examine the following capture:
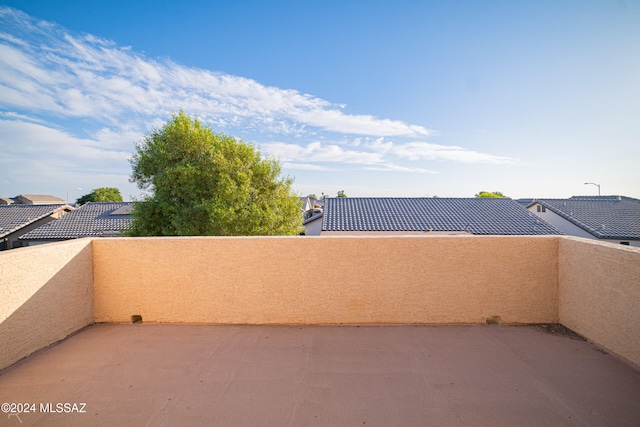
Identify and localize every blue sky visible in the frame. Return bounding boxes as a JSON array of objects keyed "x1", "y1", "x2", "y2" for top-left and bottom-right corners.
[{"x1": 1, "y1": 1, "x2": 639, "y2": 201}]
